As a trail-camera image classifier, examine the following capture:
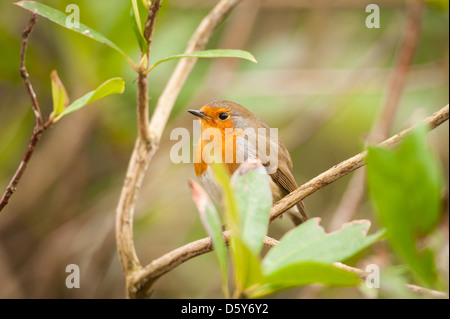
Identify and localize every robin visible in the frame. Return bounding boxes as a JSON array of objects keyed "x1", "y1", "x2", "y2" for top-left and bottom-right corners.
[{"x1": 188, "y1": 100, "x2": 307, "y2": 225}]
